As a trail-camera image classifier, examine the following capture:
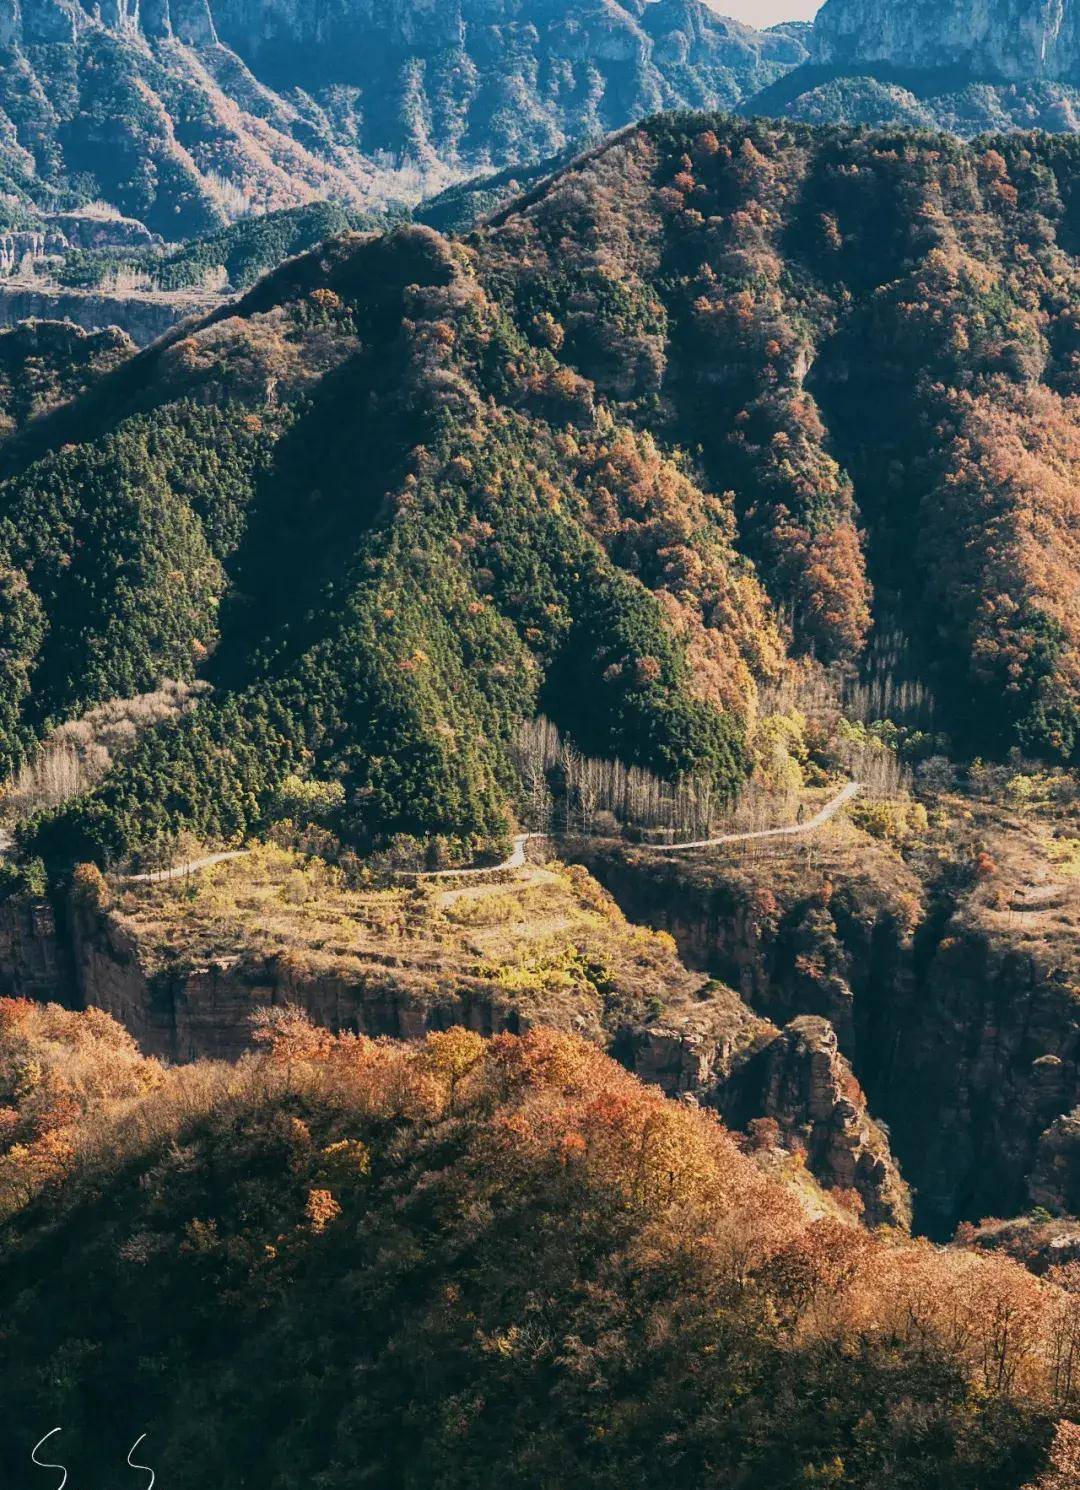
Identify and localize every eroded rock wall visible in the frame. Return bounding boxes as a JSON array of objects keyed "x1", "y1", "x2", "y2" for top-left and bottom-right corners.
[
  {"x1": 67, "y1": 889, "x2": 911, "y2": 1225},
  {"x1": 70, "y1": 908, "x2": 534, "y2": 1064},
  {"x1": 813, "y1": 0, "x2": 1080, "y2": 80},
  {"x1": 0, "y1": 895, "x2": 67, "y2": 1002},
  {"x1": 575, "y1": 841, "x2": 1080, "y2": 1236},
  {"x1": 0, "y1": 287, "x2": 218, "y2": 346},
  {"x1": 723, "y1": 1014, "x2": 910, "y2": 1228}
]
